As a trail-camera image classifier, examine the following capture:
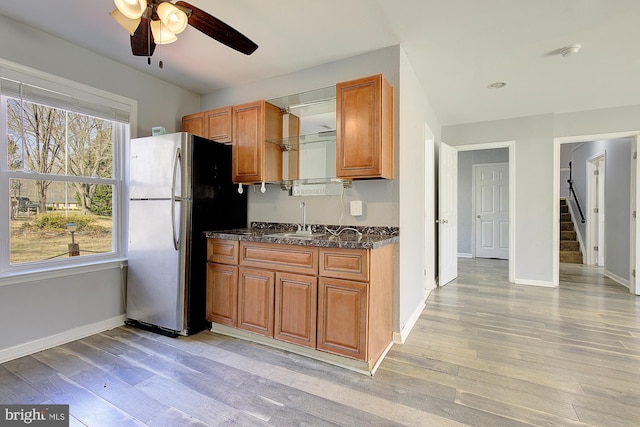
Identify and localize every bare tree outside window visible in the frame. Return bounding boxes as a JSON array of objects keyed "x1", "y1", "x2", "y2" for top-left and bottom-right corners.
[
  {"x1": 5, "y1": 97, "x2": 117, "y2": 264},
  {"x1": 7, "y1": 99, "x2": 65, "y2": 213},
  {"x1": 66, "y1": 113, "x2": 113, "y2": 214}
]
